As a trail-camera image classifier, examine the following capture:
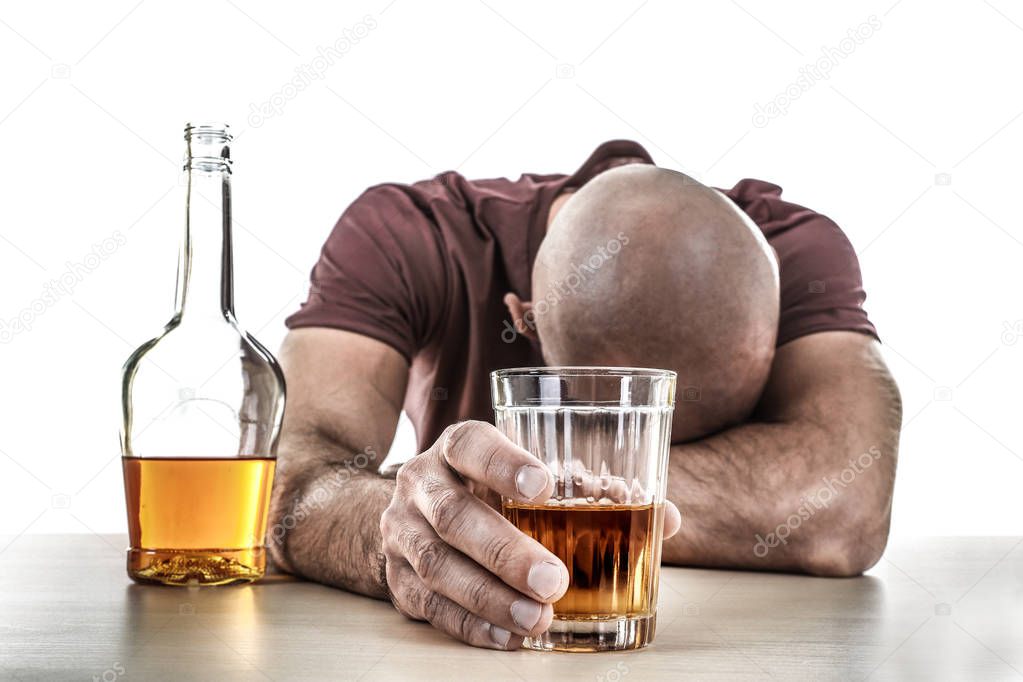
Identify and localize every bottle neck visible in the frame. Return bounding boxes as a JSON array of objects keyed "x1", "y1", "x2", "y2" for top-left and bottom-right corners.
[{"x1": 175, "y1": 128, "x2": 234, "y2": 323}]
